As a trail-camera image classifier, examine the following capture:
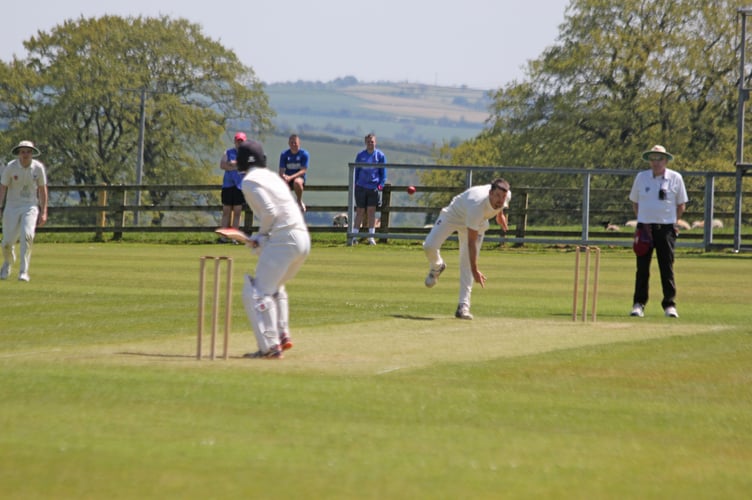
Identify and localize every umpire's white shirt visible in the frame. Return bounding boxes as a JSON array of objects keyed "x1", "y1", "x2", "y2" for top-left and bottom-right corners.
[{"x1": 629, "y1": 168, "x2": 688, "y2": 224}]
